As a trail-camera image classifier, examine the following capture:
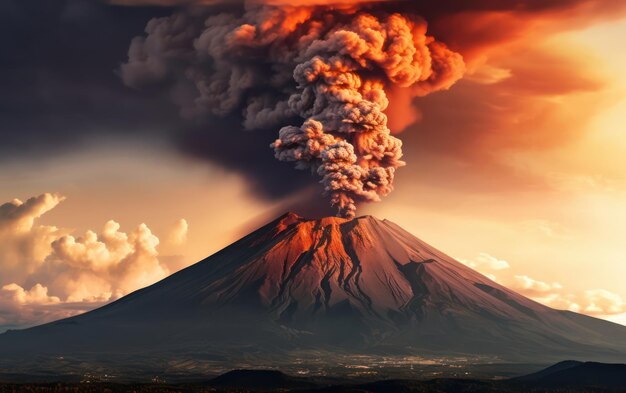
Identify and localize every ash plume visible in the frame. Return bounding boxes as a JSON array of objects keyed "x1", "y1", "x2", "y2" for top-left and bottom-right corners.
[{"x1": 121, "y1": 3, "x2": 465, "y2": 218}]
